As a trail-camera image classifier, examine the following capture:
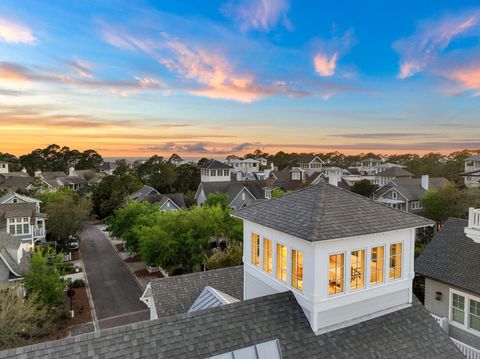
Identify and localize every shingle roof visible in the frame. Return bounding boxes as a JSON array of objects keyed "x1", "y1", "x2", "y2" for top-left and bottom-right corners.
[
  {"x1": 131, "y1": 185, "x2": 159, "y2": 202},
  {"x1": 200, "y1": 160, "x2": 233, "y2": 170},
  {"x1": 101, "y1": 161, "x2": 118, "y2": 171},
  {"x1": 299, "y1": 154, "x2": 322, "y2": 164},
  {"x1": 0, "y1": 176, "x2": 34, "y2": 192},
  {"x1": 199, "y1": 181, "x2": 266, "y2": 204},
  {"x1": 416, "y1": 218, "x2": 480, "y2": 295},
  {"x1": 187, "y1": 286, "x2": 240, "y2": 313},
  {"x1": 466, "y1": 155, "x2": 480, "y2": 161},
  {"x1": 376, "y1": 167, "x2": 413, "y2": 177},
  {"x1": 0, "y1": 292, "x2": 462, "y2": 358},
  {"x1": 150, "y1": 265, "x2": 243, "y2": 318},
  {"x1": 0, "y1": 232, "x2": 29, "y2": 277},
  {"x1": 162, "y1": 193, "x2": 186, "y2": 209},
  {"x1": 378, "y1": 177, "x2": 449, "y2": 201},
  {"x1": 233, "y1": 183, "x2": 433, "y2": 242}
]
